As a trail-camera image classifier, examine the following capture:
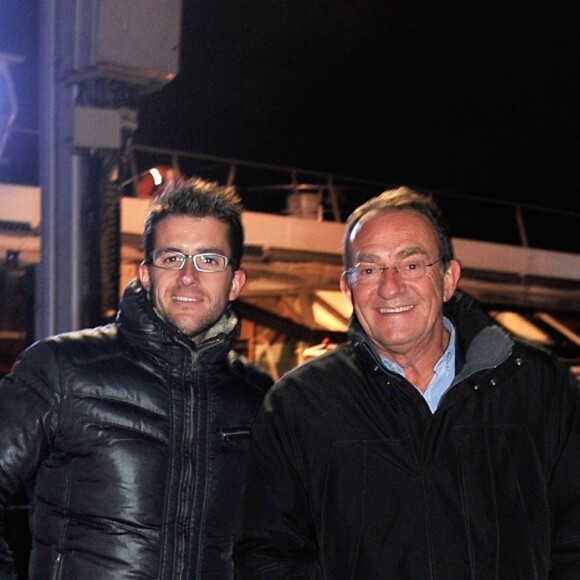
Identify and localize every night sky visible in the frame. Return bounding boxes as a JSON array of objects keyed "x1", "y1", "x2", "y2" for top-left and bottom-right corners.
[
  {"x1": 136, "y1": 0, "x2": 580, "y2": 213},
  {"x1": 1, "y1": 1, "x2": 579, "y2": 213}
]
